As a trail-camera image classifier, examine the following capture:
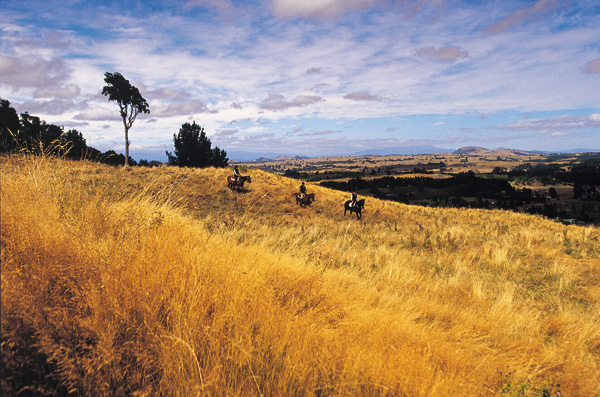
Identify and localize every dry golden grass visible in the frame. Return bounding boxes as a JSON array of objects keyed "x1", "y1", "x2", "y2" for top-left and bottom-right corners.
[{"x1": 2, "y1": 154, "x2": 599, "y2": 396}]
